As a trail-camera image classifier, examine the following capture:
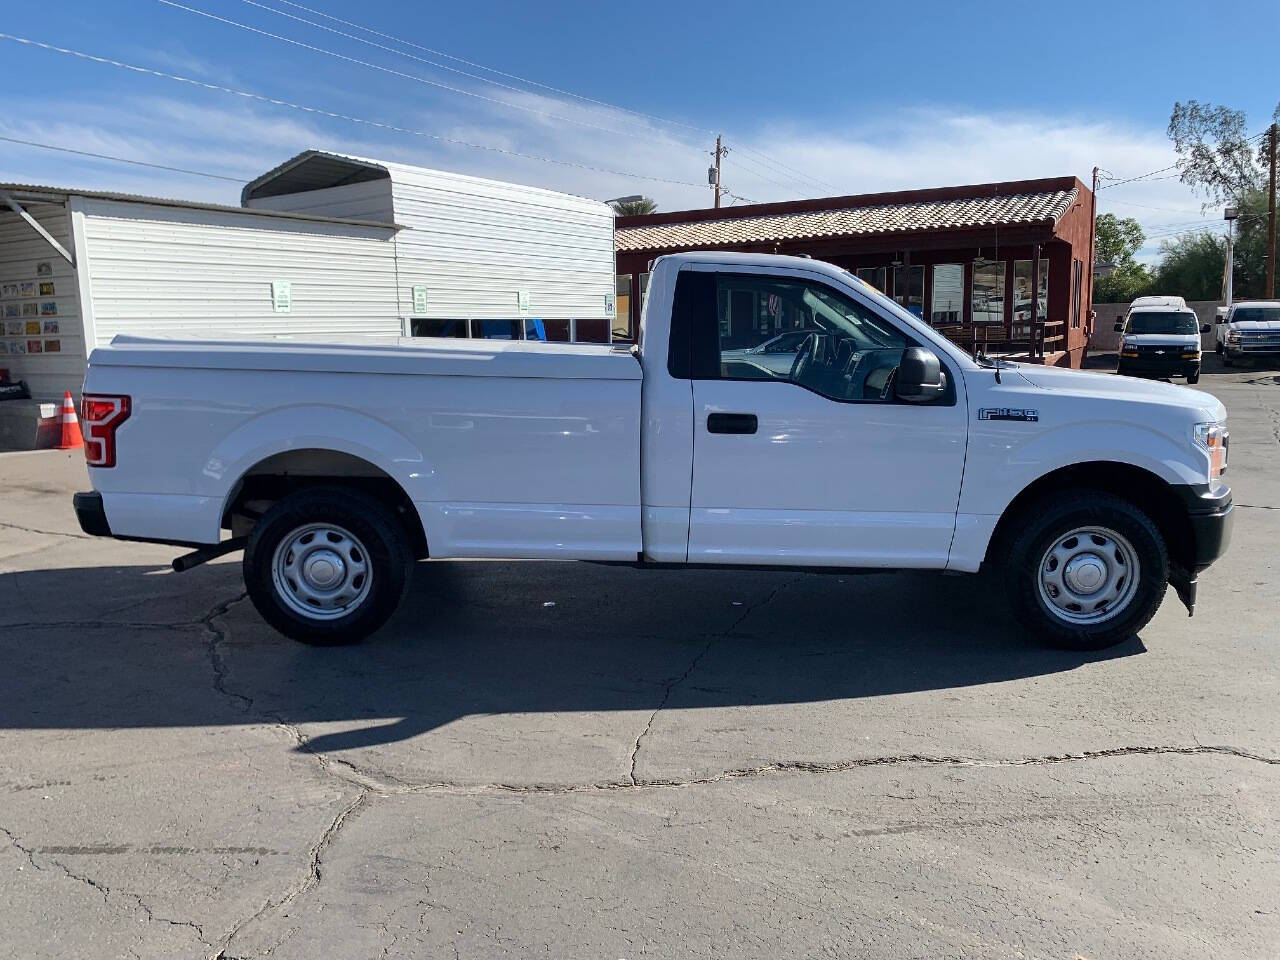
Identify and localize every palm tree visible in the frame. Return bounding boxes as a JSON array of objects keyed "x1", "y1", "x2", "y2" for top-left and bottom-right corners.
[{"x1": 609, "y1": 196, "x2": 658, "y2": 216}]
